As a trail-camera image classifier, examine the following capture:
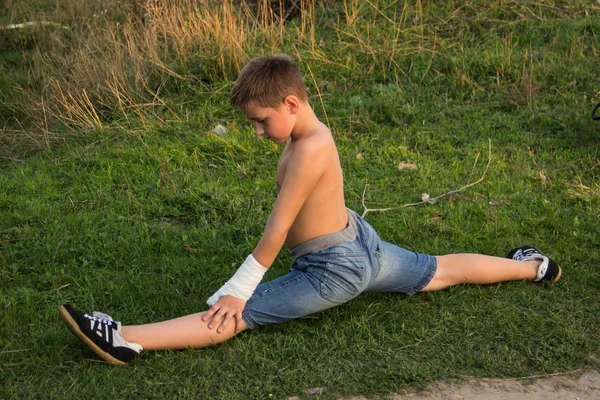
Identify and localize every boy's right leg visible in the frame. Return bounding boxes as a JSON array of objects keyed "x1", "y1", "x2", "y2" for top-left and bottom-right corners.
[
  {"x1": 120, "y1": 311, "x2": 247, "y2": 350},
  {"x1": 61, "y1": 263, "x2": 363, "y2": 363},
  {"x1": 123, "y1": 256, "x2": 369, "y2": 347},
  {"x1": 59, "y1": 304, "x2": 243, "y2": 364}
]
